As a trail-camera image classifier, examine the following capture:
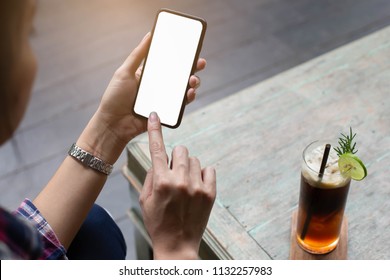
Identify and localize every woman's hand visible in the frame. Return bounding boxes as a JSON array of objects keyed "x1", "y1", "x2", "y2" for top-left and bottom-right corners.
[
  {"x1": 35, "y1": 34, "x2": 207, "y2": 251},
  {"x1": 139, "y1": 112, "x2": 216, "y2": 260},
  {"x1": 77, "y1": 33, "x2": 206, "y2": 164}
]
